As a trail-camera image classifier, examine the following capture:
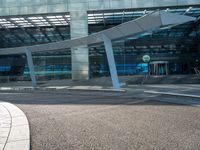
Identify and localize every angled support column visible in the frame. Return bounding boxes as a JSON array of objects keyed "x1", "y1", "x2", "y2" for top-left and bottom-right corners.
[
  {"x1": 25, "y1": 49, "x2": 37, "y2": 88},
  {"x1": 102, "y1": 34, "x2": 120, "y2": 89}
]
